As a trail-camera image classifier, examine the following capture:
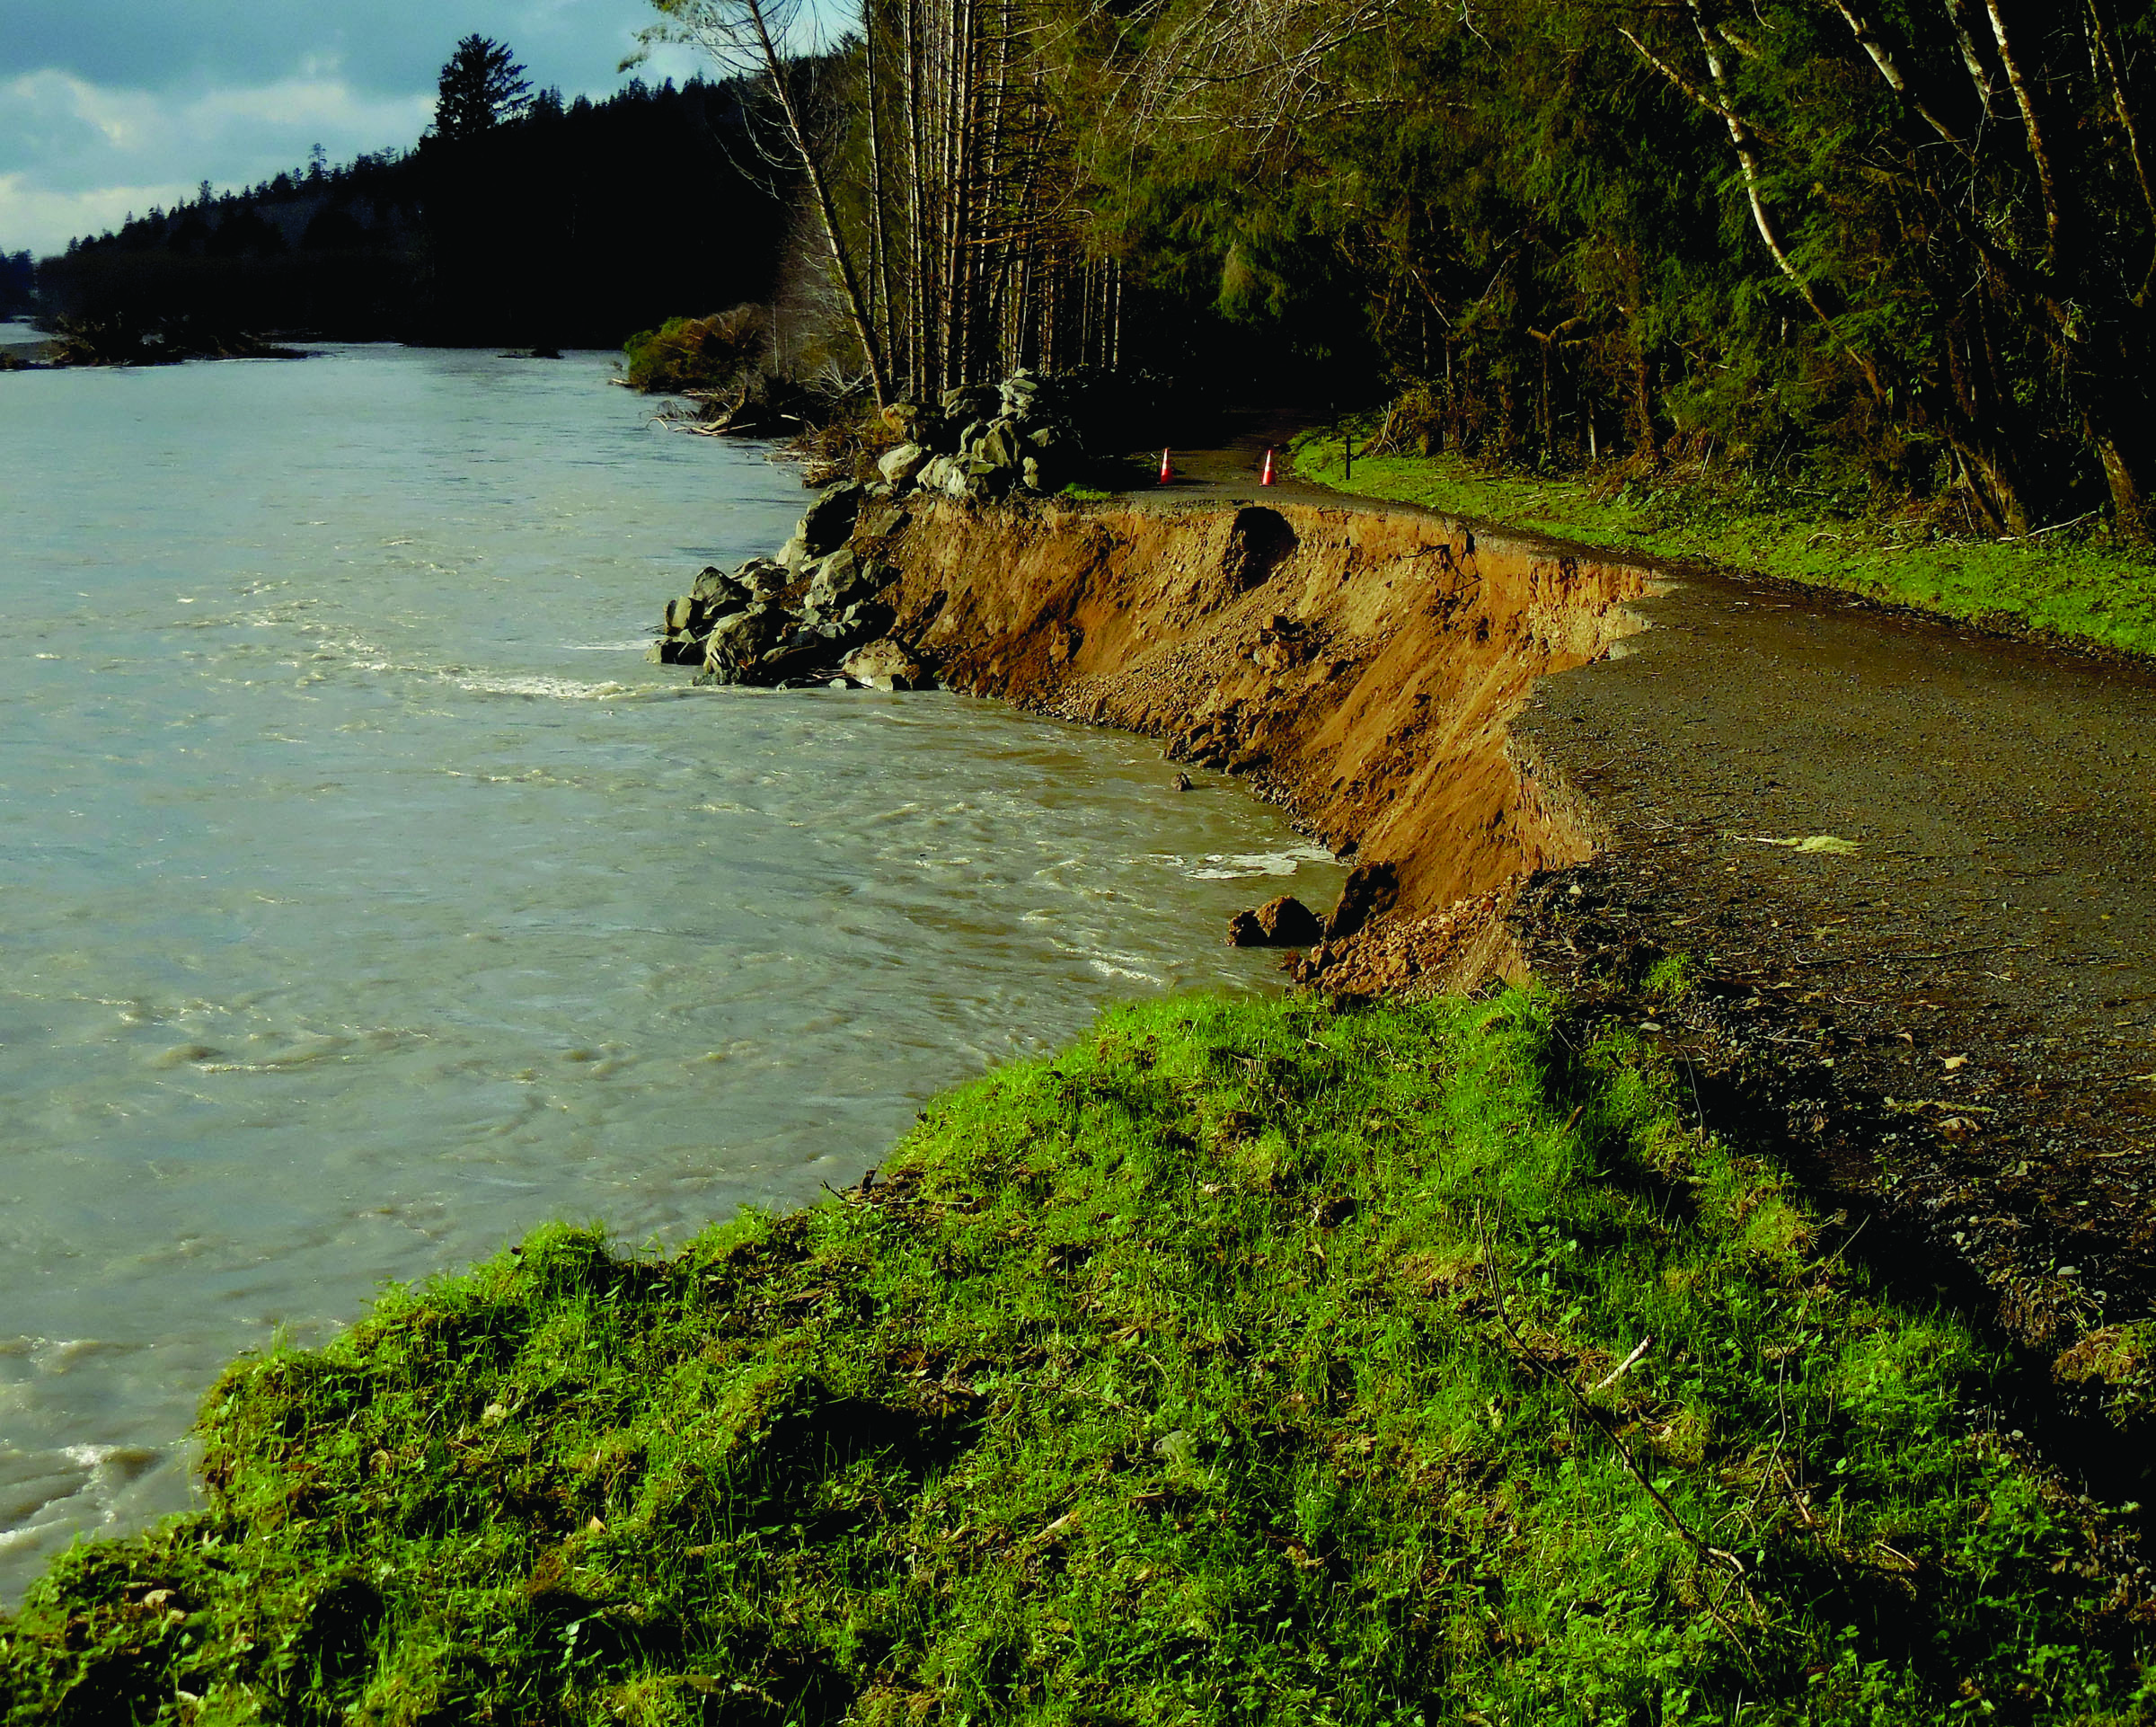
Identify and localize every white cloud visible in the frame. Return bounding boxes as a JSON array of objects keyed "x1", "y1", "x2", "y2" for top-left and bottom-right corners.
[
  {"x1": 0, "y1": 68, "x2": 433, "y2": 255},
  {"x1": 0, "y1": 170, "x2": 196, "y2": 254}
]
